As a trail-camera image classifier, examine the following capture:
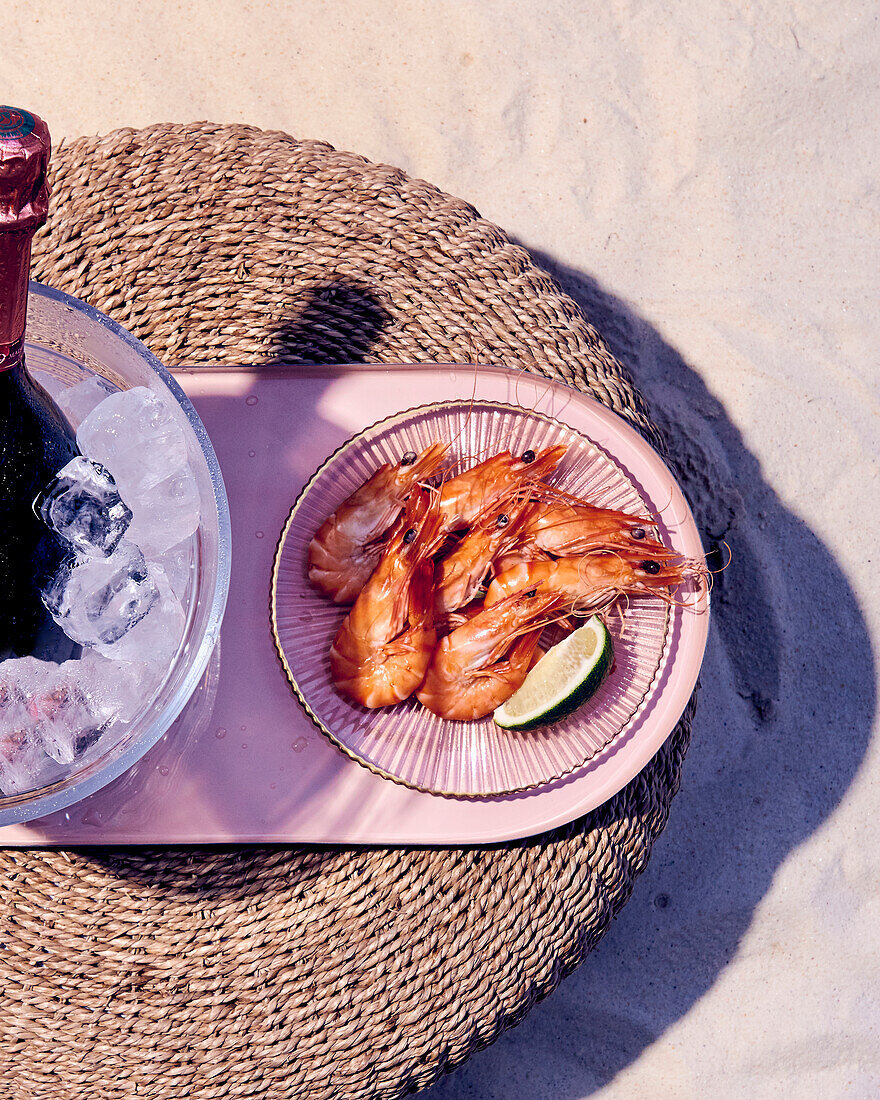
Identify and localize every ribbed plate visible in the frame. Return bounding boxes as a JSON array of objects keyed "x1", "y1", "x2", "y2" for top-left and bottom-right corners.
[{"x1": 272, "y1": 401, "x2": 672, "y2": 797}]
